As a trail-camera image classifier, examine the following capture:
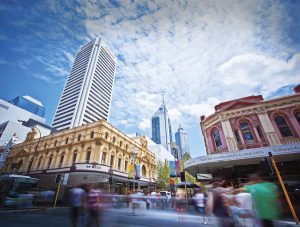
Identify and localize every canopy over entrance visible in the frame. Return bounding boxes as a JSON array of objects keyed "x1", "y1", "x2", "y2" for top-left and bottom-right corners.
[{"x1": 184, "y1": 144, "x2": 300, "y2": 177}]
